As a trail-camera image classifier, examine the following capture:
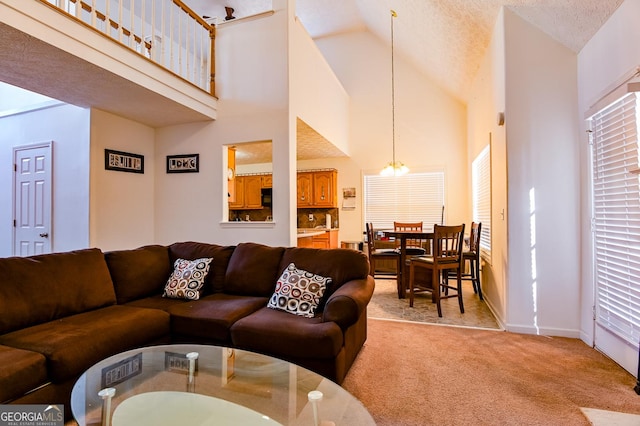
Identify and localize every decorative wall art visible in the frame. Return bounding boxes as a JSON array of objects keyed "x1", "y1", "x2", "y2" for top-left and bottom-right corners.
[
  {"x1": 105, "y1": 149, "x2": 144, "y2": 174},
  {"x1": 342, "y1": 187, "x2": 356, "y2": 210},
  {"x1": 167, "y1": 154, "x2": 199, "y2": 173}
]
